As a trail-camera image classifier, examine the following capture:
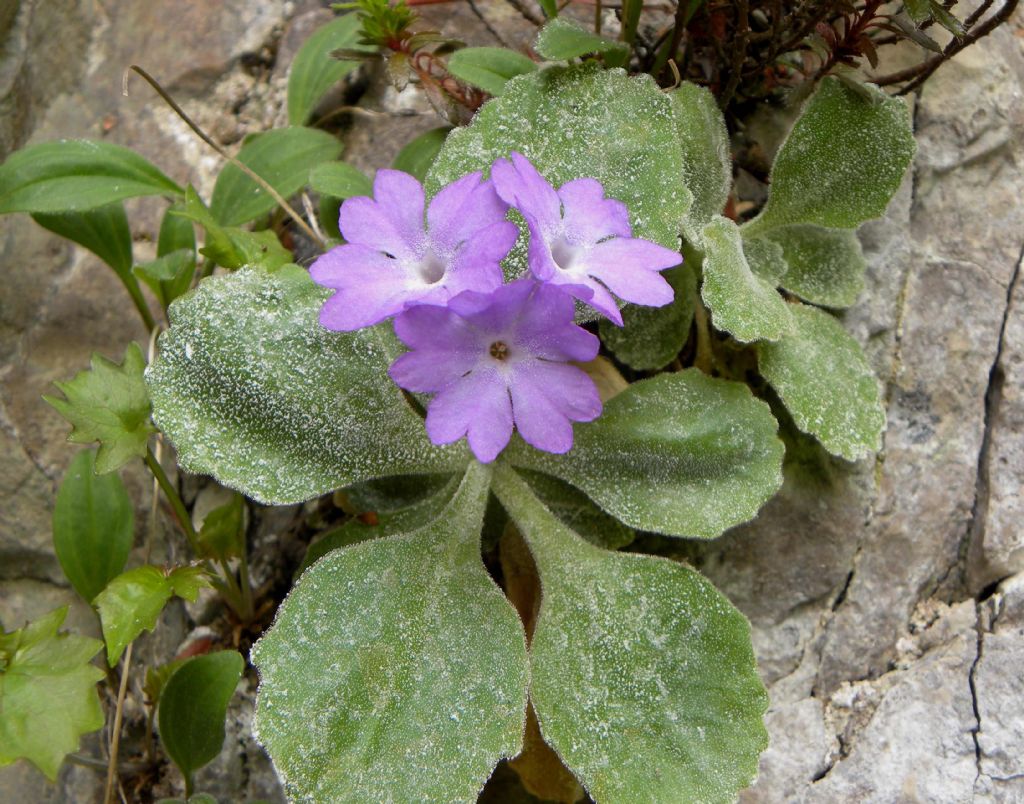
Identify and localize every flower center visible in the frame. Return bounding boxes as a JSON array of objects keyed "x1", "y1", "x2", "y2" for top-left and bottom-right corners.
[
  {"x1": 489, "y1": 341, "x2": 510, "y2": 361},
  {"x1": 414, "y1": 250, "x2": 446, "y2": 284},
  {"x1": 550, "y1": 236, "x2": 581, "y2": 274}
]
